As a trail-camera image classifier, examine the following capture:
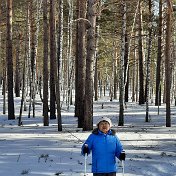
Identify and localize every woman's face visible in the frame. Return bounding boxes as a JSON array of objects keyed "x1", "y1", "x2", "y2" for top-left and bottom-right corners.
[{"x1": 98, "y1": 121, "x2": 110, "y2": 134}]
